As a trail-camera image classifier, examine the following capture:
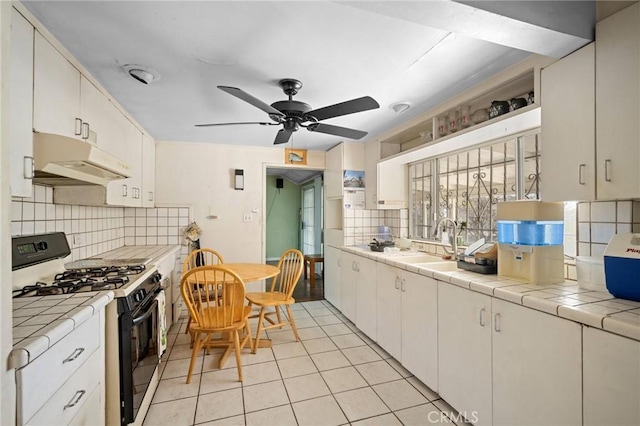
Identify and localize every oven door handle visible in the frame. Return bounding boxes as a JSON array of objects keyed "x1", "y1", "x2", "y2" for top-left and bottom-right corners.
[{"x1": 132, "y1": 298, "x2": 158, "y2": 326}]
